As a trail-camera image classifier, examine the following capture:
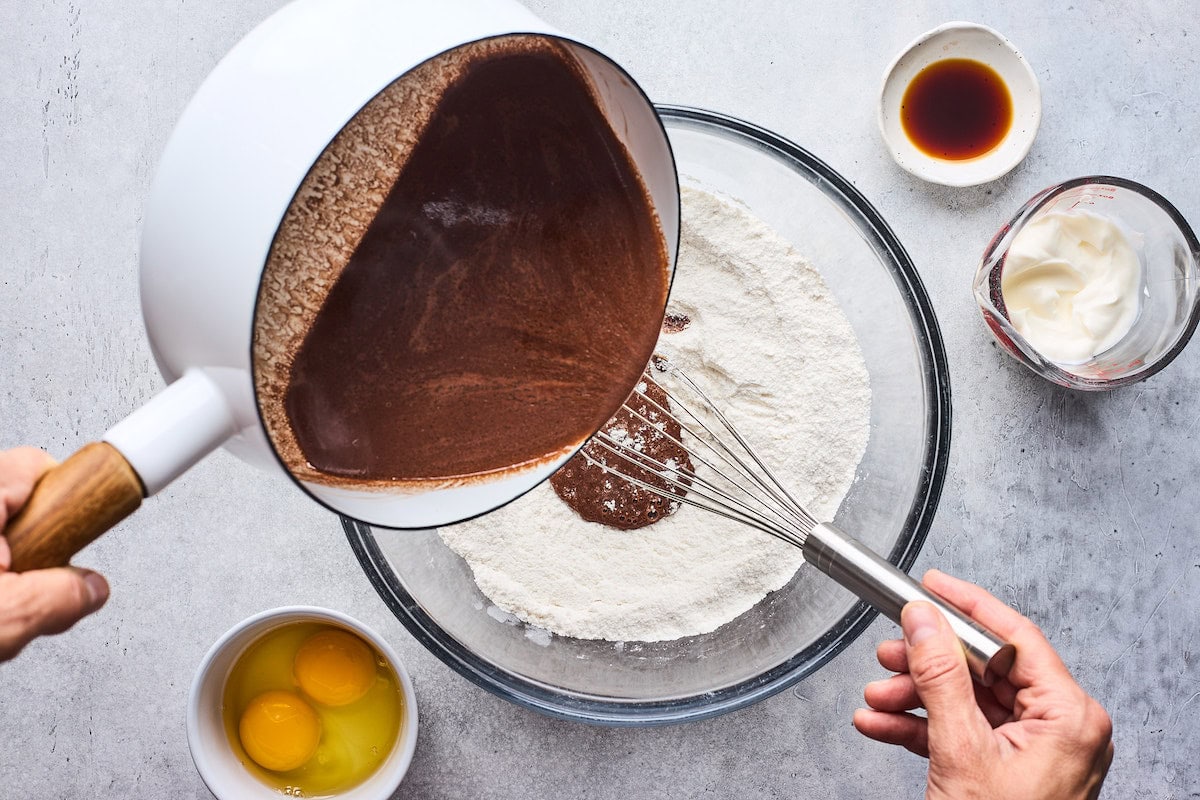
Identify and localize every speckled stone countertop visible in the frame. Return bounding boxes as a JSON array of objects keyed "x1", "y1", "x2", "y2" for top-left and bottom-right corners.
[{"x1": 1, "y1": 2, "x2": 1197, "y2": 797}]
